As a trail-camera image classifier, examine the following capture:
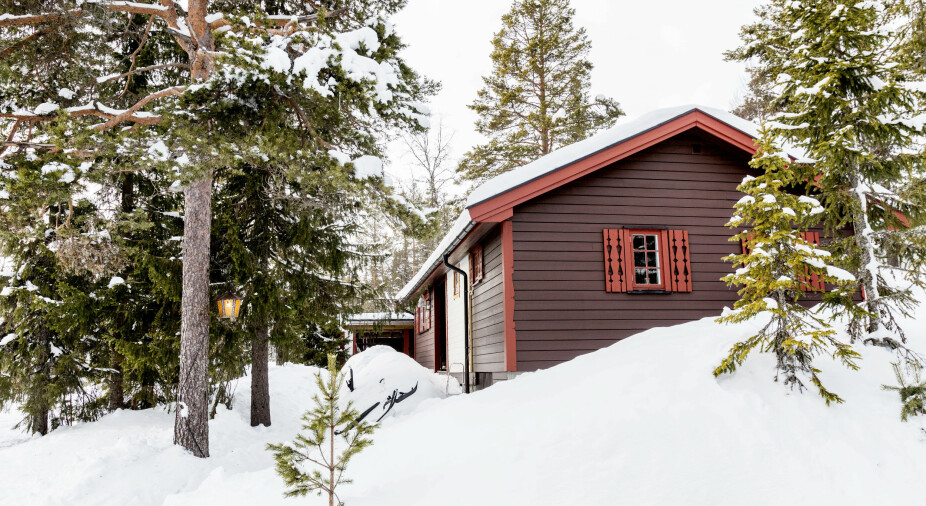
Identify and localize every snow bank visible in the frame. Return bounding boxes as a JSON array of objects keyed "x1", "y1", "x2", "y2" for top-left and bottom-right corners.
[
  {"x1": 2, "y1": 309, "x2": 925, "y2": 505},
  {"x1": 343, "y1": 346, "x2": 460, "y2": 424}
]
